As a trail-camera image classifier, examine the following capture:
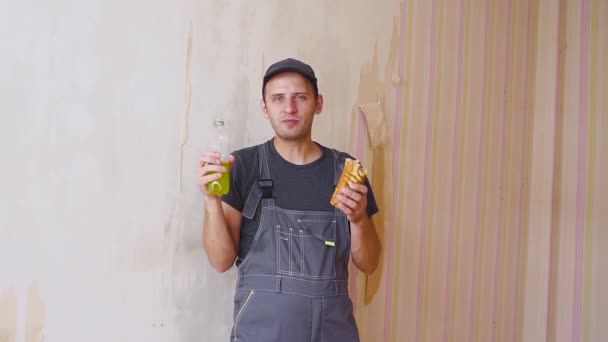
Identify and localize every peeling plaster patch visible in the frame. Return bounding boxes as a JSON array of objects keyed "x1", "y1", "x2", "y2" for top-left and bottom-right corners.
[
  {"x1": 24, "y1": 281, "x2": 45, "y2": 342},
  {"x1": 0, "y1": 284, "x2": 17, "y2": 342},
  {"x1": 358, "y1": 103, "x2": 388, "y2": 149}
]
